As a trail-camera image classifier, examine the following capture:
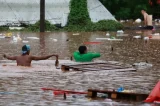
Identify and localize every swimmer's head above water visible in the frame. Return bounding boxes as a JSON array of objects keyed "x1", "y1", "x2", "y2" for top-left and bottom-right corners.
[
  {"x1": 22, "y1": 45, "x2": 30, "y2": 55},
  {"x1": 79, "y1": 45, "x2": 87, "y2": 54}
]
